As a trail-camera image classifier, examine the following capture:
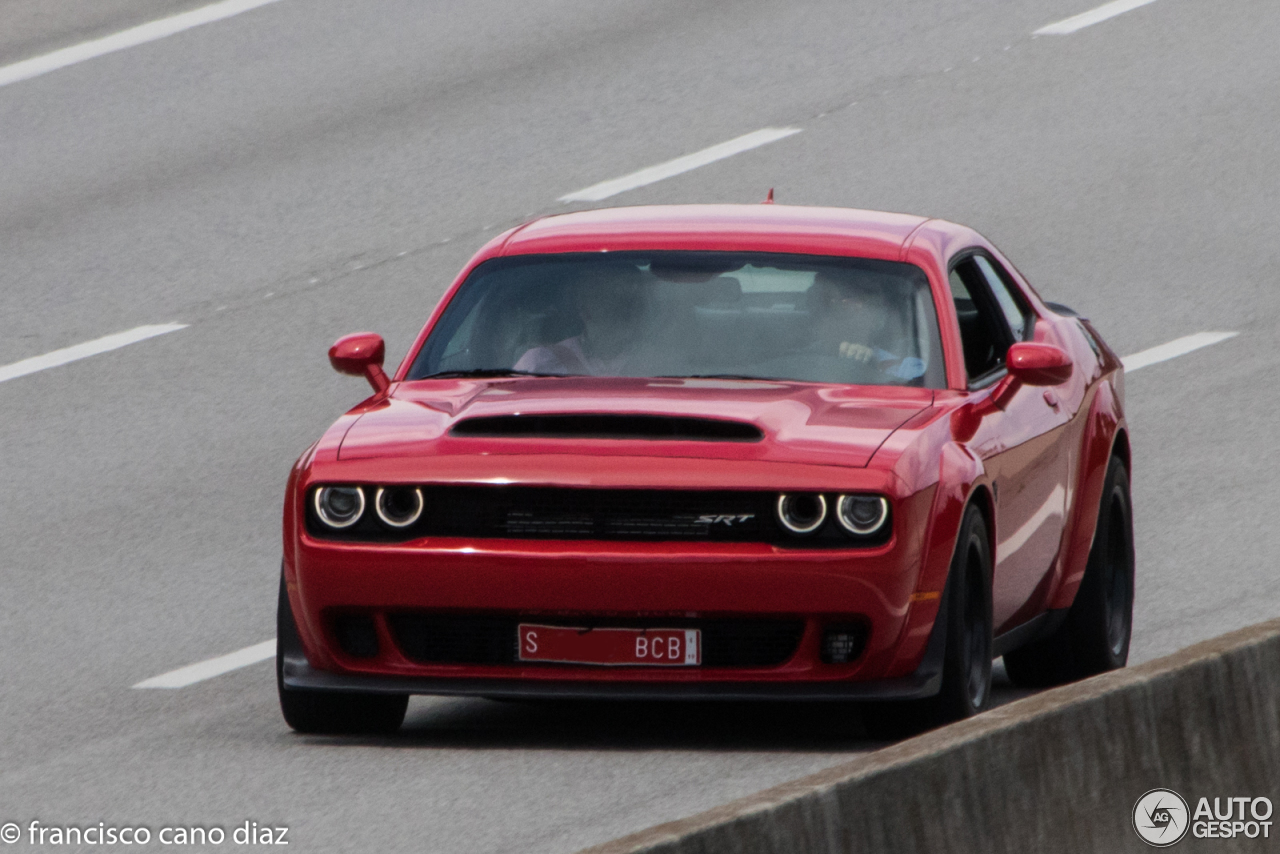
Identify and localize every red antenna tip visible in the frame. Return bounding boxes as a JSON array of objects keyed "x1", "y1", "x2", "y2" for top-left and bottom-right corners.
[{"x1": 763, "y1": 188, "x2": 775, "y2": 204}]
